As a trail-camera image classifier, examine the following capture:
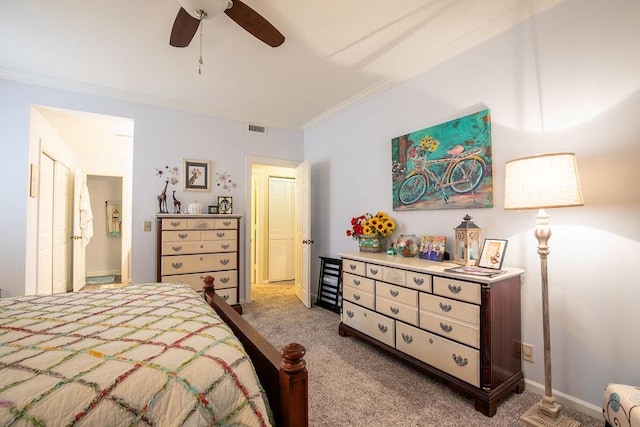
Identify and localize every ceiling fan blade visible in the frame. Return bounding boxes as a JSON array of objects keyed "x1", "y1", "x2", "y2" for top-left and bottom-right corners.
[
  {"x1": 170, "y1": 8, "x2": 200, "y2": 47},
  {"x1": 225, "y1": 0, "x2": 285, "y2": 47}
]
